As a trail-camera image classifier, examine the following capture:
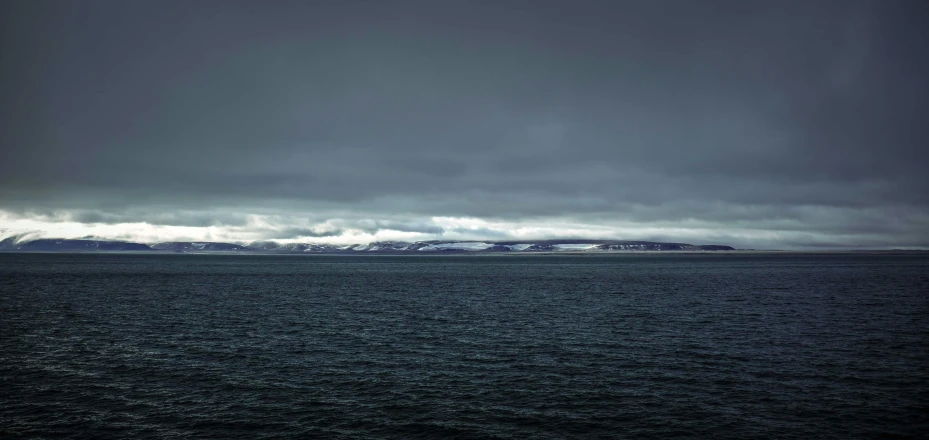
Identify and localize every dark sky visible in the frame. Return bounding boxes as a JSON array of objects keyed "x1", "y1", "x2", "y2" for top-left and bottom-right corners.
[{"x1": 1, "y1": 0, "x2": 927, "y2": 248}]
